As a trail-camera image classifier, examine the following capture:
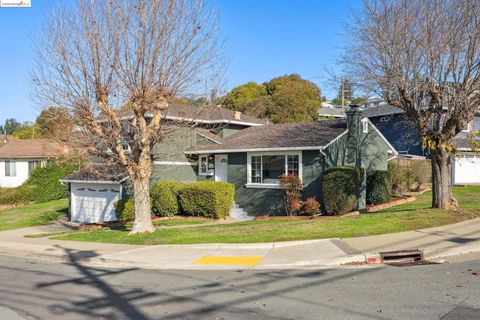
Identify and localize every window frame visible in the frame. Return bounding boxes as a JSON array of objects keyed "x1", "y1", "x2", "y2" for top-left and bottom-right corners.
[
  {"x1": 461, "y1": 121, "x2": 472, "y2": 133},
  {"x1": 198, "y1": 154, "x2": 214, "y2": 176},
  {"x1": 5, "y1": 160, "x2": 16, "y2": 177},
  {"x1": 246, "y1": 151, "x2": 302, "y2": 188}
]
